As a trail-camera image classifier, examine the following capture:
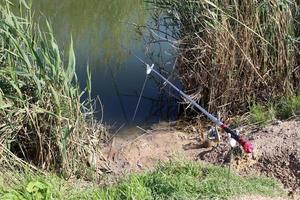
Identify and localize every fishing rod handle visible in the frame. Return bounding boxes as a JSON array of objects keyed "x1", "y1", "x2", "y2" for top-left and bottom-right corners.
[{"x1": 221, "y1": 125, "x2": 254, "y2": 153}]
